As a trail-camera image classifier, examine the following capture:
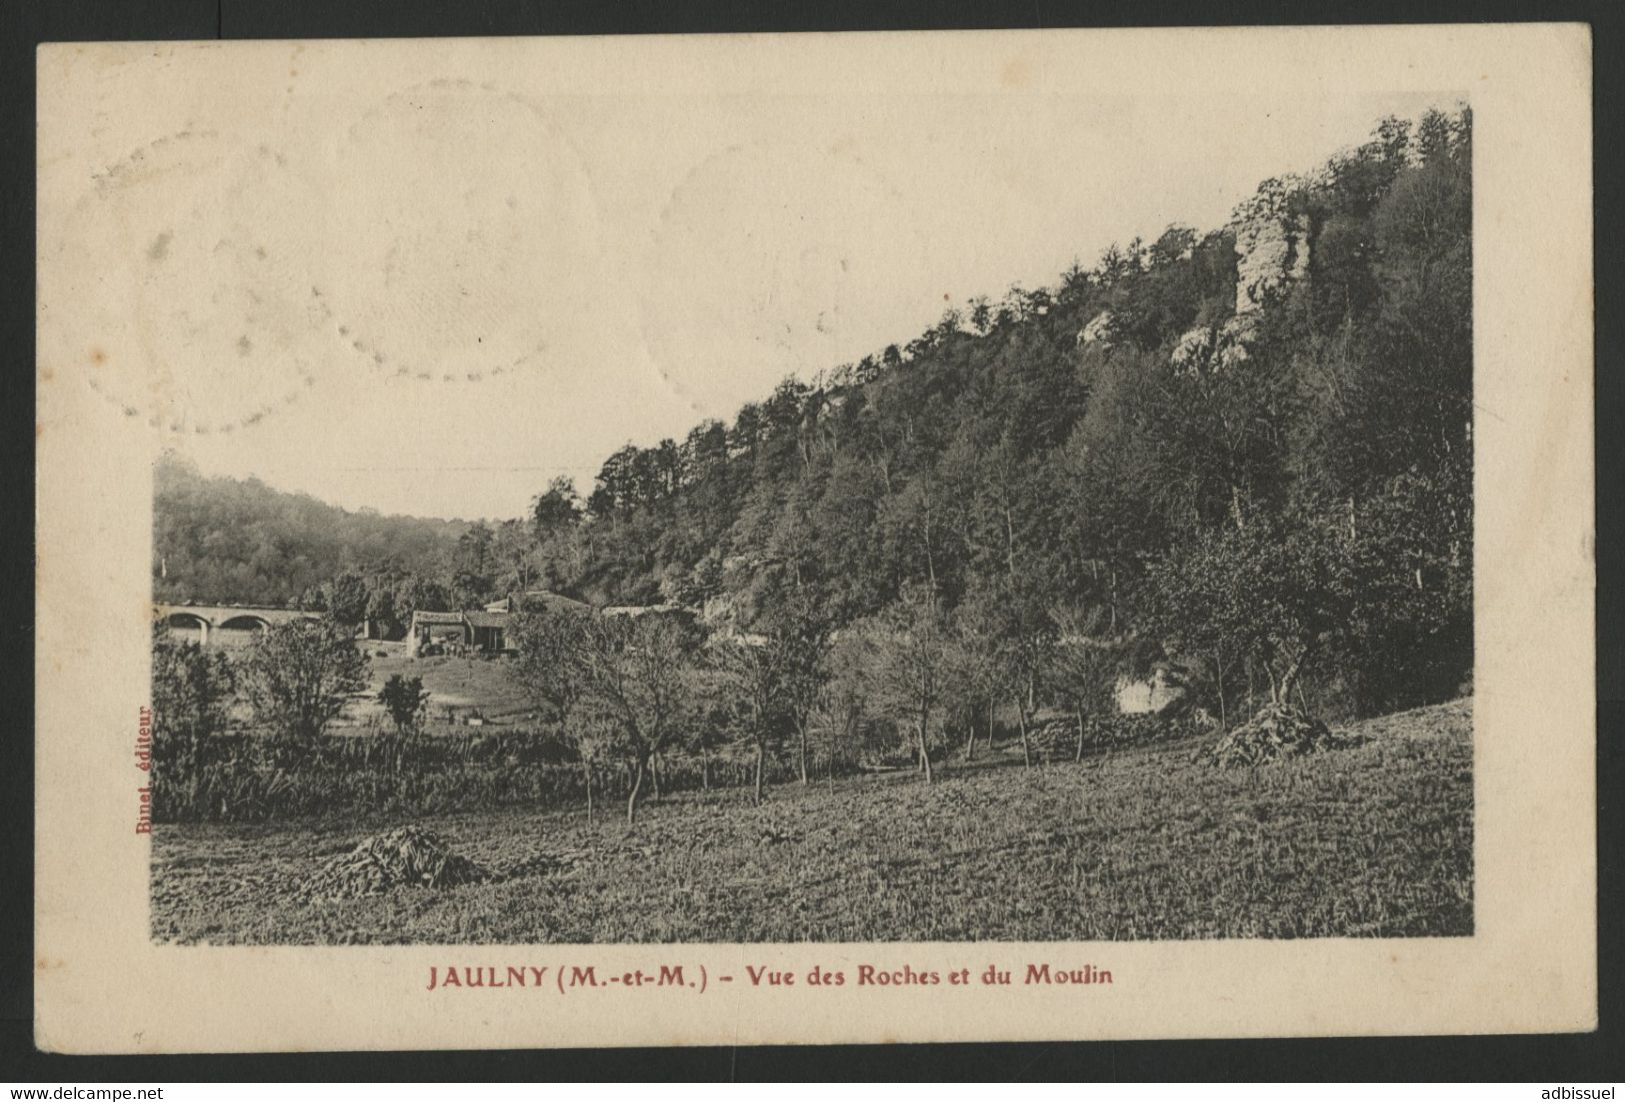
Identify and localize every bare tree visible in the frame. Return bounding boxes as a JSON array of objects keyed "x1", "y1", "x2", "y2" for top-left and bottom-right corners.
[
  {"x1": 575, "y1": 614, "x2": 694, "y2": 826},
  {"x1": 1046, "y1": 604, "x2": 1122, "y2": 762},
  {"x1": 712, "y1": 635, "x2": 791, "y2": 806},
  {"x1": 774, "y1": 590, "x2": 833, "y2": 786},
  {"x1": 947, "y1": 586, "x2": 1003, "y2": 761},
  {"x1": 509, "y1": 604, "x2": 597, "y2": 815},
  {"x1": 992, "y1": 576, "x2": 1055, "y2": 769},
  {"x1": 858, "y1": 582, "x2": 949, "y2": 785}
]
